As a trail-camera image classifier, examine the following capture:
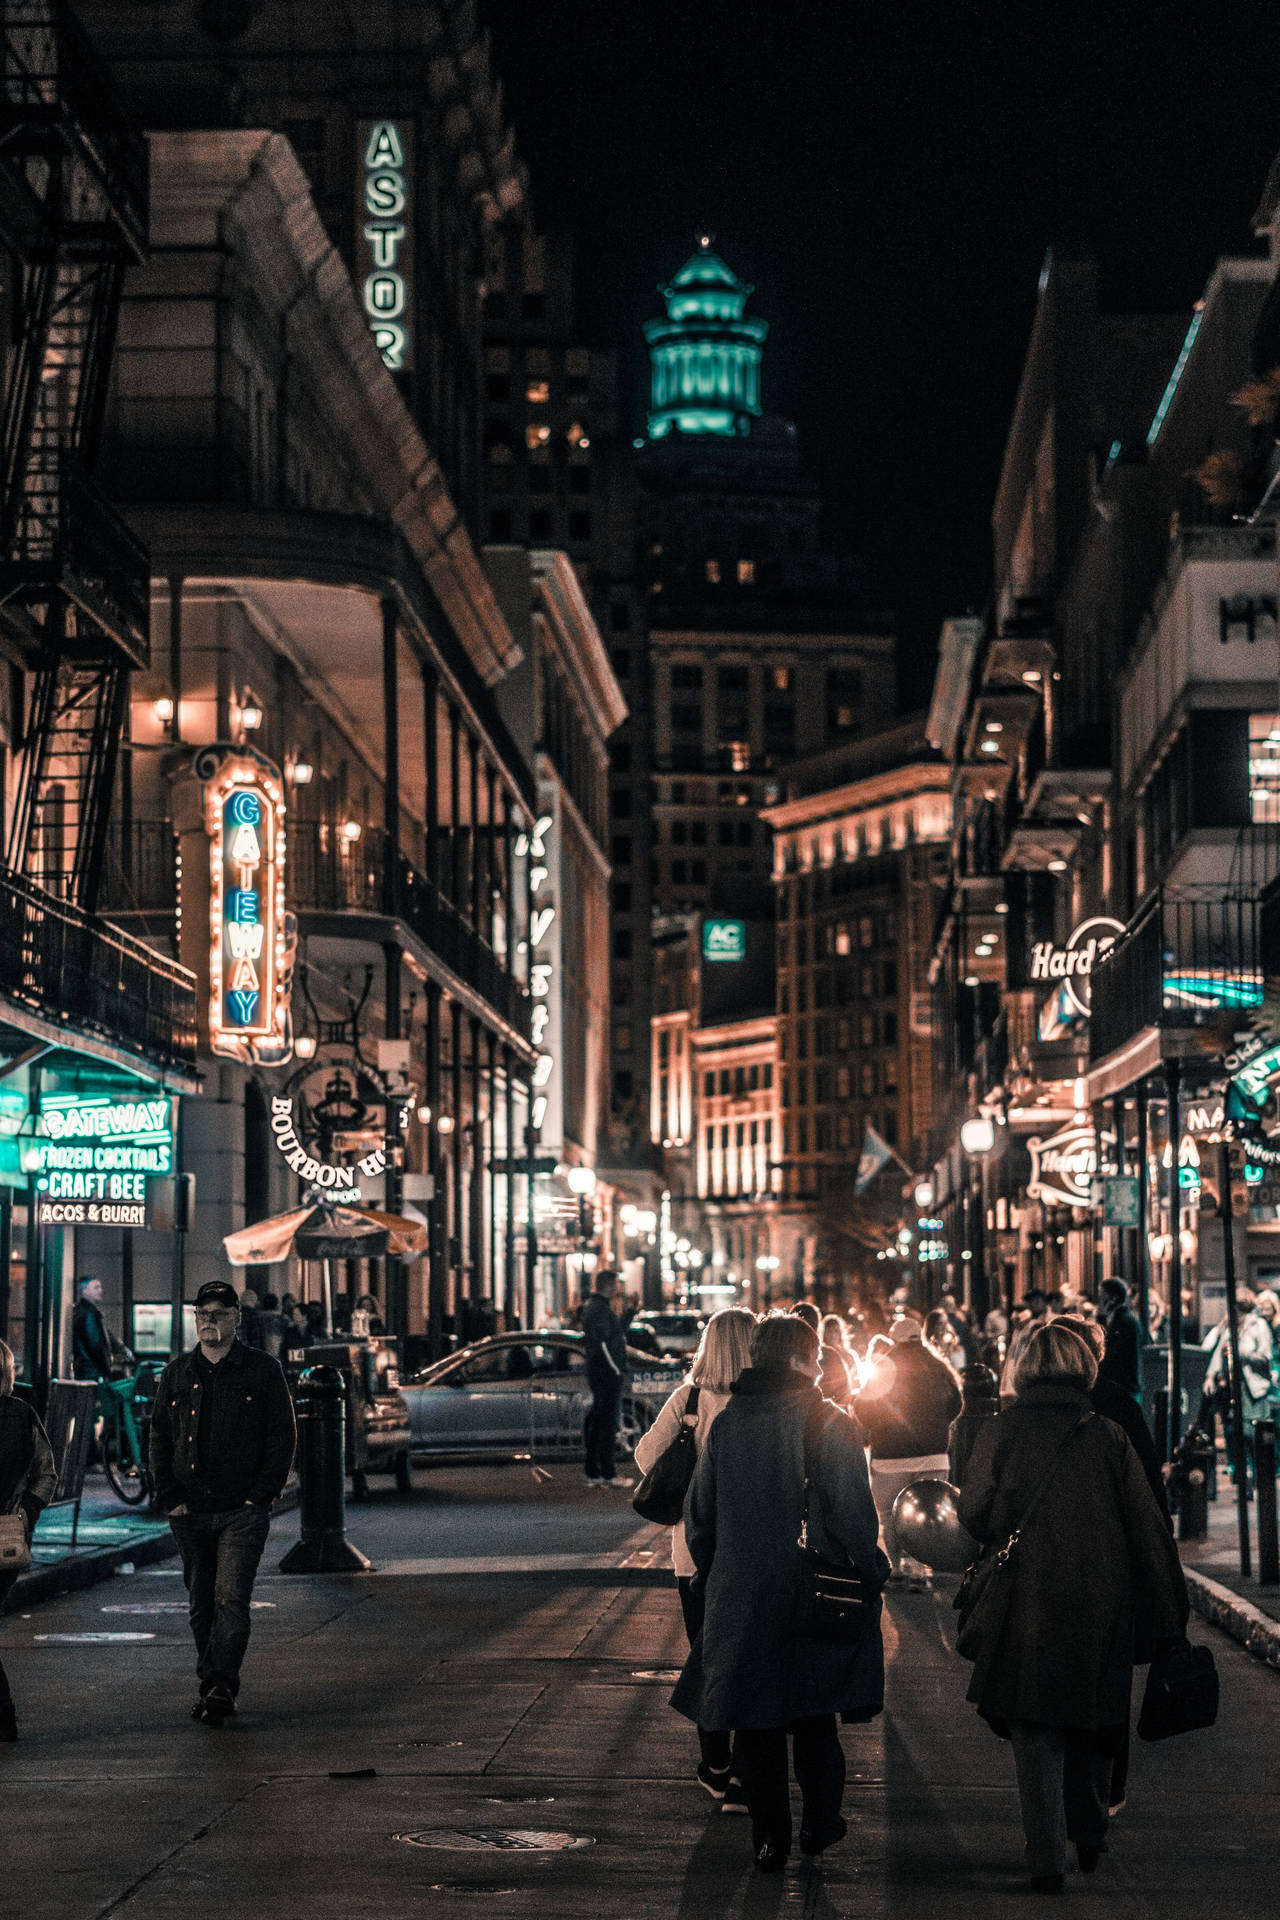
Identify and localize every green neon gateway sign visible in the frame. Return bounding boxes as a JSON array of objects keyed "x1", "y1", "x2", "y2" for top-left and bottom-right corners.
[
  {"x1": 703, "y1": 919, "x2": 746, "y2": 962},
  {"x1": 22, "y1": 1095, "x2": 174, "y2": 1178}
]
